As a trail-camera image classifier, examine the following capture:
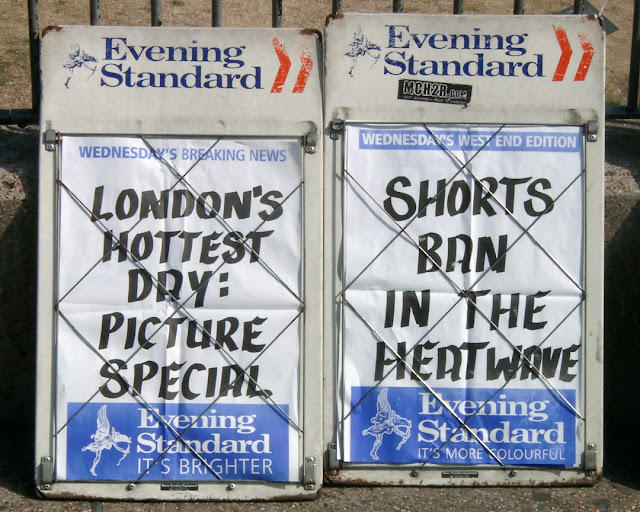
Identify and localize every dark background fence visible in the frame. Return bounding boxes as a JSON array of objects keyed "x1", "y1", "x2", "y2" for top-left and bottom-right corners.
[{"x1": 1, "y1": 0, "x2": 639, "y2": 125}]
